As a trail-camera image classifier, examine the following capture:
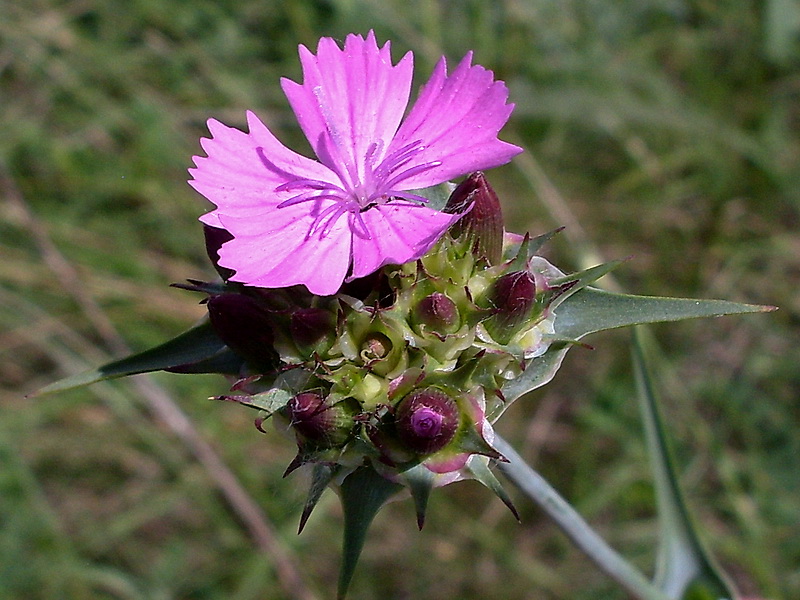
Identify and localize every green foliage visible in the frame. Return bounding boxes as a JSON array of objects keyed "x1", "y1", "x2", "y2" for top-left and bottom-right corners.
[
  {"x1": 633, "y1": 332, "x2": 736, "y2": 599},
  {"x1": 1, "y1": 1, "x2": 797, "y2": 599}
]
